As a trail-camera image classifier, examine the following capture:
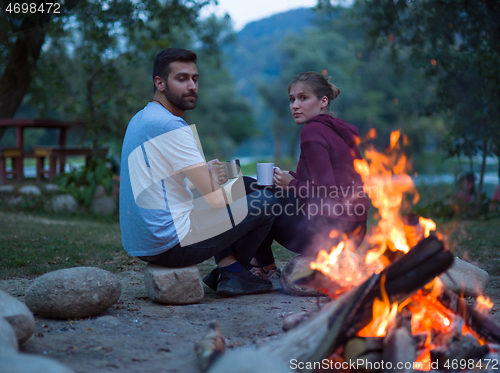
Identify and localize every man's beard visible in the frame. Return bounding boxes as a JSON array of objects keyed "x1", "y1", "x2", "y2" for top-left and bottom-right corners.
[{"x1": 164, "y1": 87, "x2": 197, "y2": 111}]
